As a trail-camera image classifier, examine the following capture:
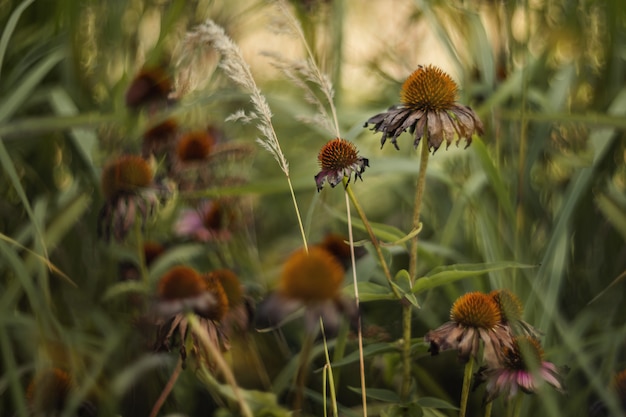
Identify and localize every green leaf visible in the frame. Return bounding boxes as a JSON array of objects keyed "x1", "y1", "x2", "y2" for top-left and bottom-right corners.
[
  {"x1": 0, "y1": 0, "x2": 35, "y2": 80},
  {"x1": 102, "y1": 281, "x2": 150, "y2": 302},
  {"x1": 348, "y1": 387, "x2": 401, "y2": 403},
  {"x1": 417, "y1": 397, "x2": 459, "y2": 410},
  {"x1": 0, "y1": 47, "x2": 65, "y2": 122},
  {"x1": 345, "y1": 281, "x2": 395, "y2": 302},
  {"x1": 331, "y1": 342, "x2": 396, "y2": 368},
  {"x1": 413, "y1": 262, "x2": 537, "y2": 294}
]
